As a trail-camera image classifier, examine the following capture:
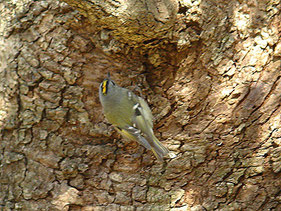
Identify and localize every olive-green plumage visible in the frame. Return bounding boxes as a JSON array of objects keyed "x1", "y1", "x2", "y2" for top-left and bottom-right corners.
[{"x1": 99, "y1": 77, "x2": 170, "y2": 161}]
